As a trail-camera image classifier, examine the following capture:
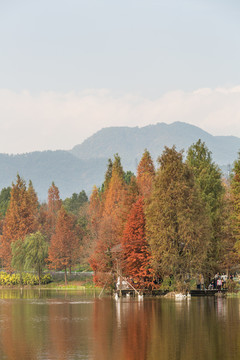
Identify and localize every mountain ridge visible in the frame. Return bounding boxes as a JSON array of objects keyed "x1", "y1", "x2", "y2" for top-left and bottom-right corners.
[
  {"x1": 0, "y1": 122, "x2": 239, "y2": 201},
  {"x1": 71, "y1": 121, "x2": 240, "y2": 168}
]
